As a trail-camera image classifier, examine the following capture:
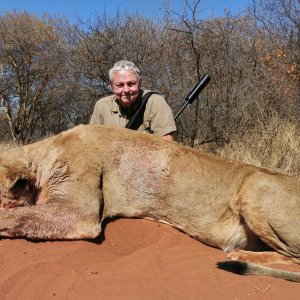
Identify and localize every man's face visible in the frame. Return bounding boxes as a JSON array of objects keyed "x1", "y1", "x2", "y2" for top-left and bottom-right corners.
[{"x1": 110, "y1": 70, "x2": 141, "y2": 110}]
